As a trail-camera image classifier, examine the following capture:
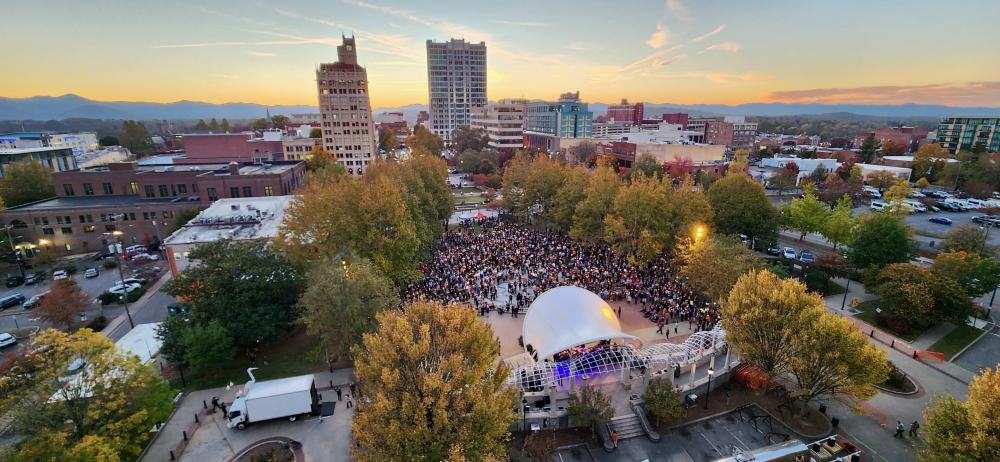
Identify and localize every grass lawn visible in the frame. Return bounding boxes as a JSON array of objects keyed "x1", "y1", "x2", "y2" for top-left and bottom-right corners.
[
  {"x1": 454, "y1": 196, "x2": 486, "y2": 205},
  {"x1": 852, "y1": 299, "x2": 924, "y2": 342},
  {"x1": 458, "y1": 186, "x2": 480, "y2": 194},
  {"x1": 173, "y1": 327, "x2": 327, "y2": 390},
  {"x1": 929, "y1": 323, "x2": 985, "y2": 360}
]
